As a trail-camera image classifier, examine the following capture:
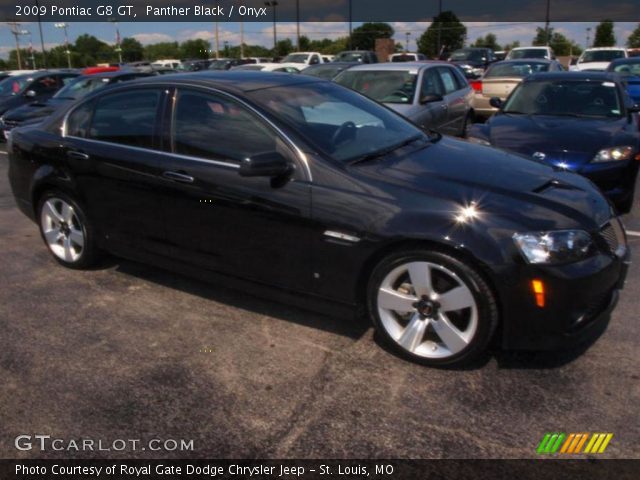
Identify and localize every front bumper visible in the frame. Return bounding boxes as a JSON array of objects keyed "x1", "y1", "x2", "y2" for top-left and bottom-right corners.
[{"x1": 496, "y1": 225, "x2": 630, "y2": 350}]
